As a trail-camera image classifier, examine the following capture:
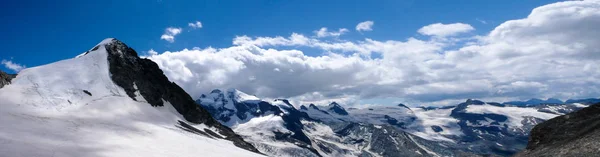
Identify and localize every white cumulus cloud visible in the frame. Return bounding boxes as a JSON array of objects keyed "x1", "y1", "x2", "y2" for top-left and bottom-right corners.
[
  {"x1": 188, "y1": 21, "x2": 203, "y2": 29},
  {"x1": 1, "y1": 59, "x2": 25, "y2": 72},
  {"x1": 160, "y1": 27, "x2": 183, "y2": 43},
  {"x1": 356, "y1": 21, "x2": 374, "y2": 32},
  {"x1": 418, "y1": 23, "x2": 474, "y2": 37}
]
